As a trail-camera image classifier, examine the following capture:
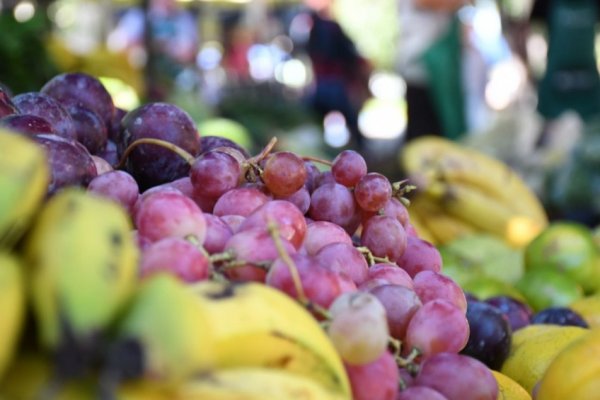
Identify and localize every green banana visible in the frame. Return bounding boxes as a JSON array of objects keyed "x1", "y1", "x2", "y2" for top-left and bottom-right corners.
[
  {"x1": 0, "y1": 128, "x2": 49, "y2": 249},
  {"x1": 112, "y1": 274, "x2": 215, "y2": 385},
  {"x1": 23, "y1": 188, "x2": 139, "y2": 366},
  {"x1": 0, "y1": 252, "x2": 25, "y2": 380}
]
